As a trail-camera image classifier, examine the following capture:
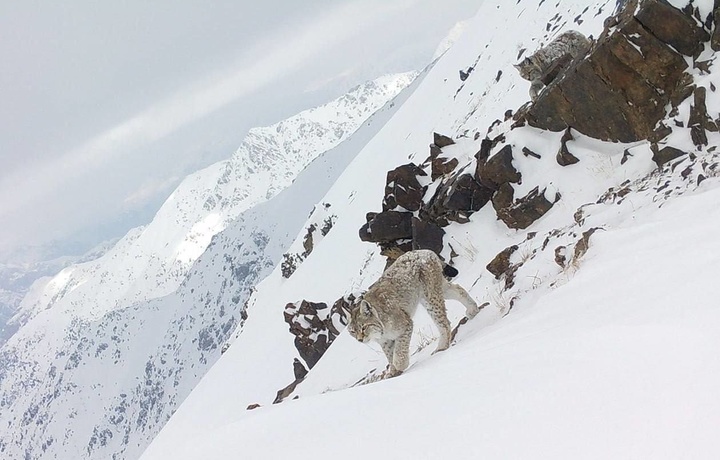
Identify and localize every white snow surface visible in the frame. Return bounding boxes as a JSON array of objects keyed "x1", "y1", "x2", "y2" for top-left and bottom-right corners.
[{"x1": 142, "y1": 0, "x2": 720, "y2": 459}]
